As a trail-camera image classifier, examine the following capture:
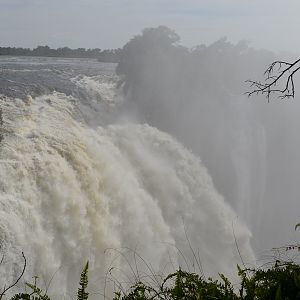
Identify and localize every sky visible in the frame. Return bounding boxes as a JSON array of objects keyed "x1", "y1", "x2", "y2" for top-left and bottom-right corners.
[{"x1": 0, "y1": 0, "x2": 299, "y2": 54}]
